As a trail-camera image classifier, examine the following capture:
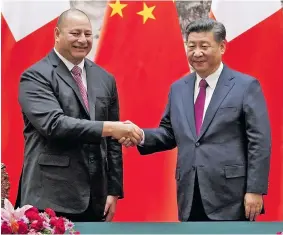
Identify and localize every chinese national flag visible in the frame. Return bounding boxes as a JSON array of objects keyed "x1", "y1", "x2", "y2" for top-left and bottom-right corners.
[
  {"x1": 95, "y1": 1, "x2": 189, "y2": 221},
  {"x1": 211, "y1": 0, "x2": 283, "y2": 221}
]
